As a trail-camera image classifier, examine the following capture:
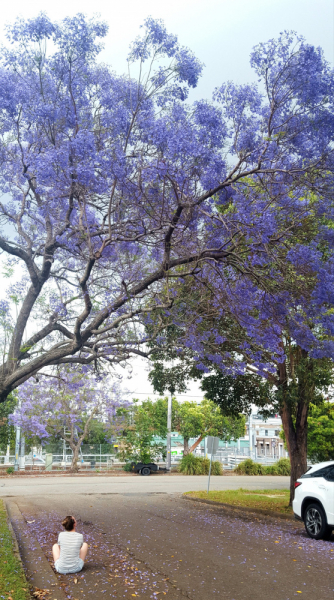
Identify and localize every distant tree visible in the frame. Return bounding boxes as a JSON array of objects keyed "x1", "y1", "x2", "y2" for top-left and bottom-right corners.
[
  {"x1": 116, "y1": 399, "x2": 167, "y2": 464},
  {"x1": 118, "y1": 397, "x2": 245, "y2": 461},
  {"x1": 10, "y1": 369, "x2": 128, "y2": 472},
  {"x1": 174, "y1": 398, "x2": 246, "y2": 454},
  {"x1": 84, "y1": 420, "x2": 111, "y2": 446}
]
